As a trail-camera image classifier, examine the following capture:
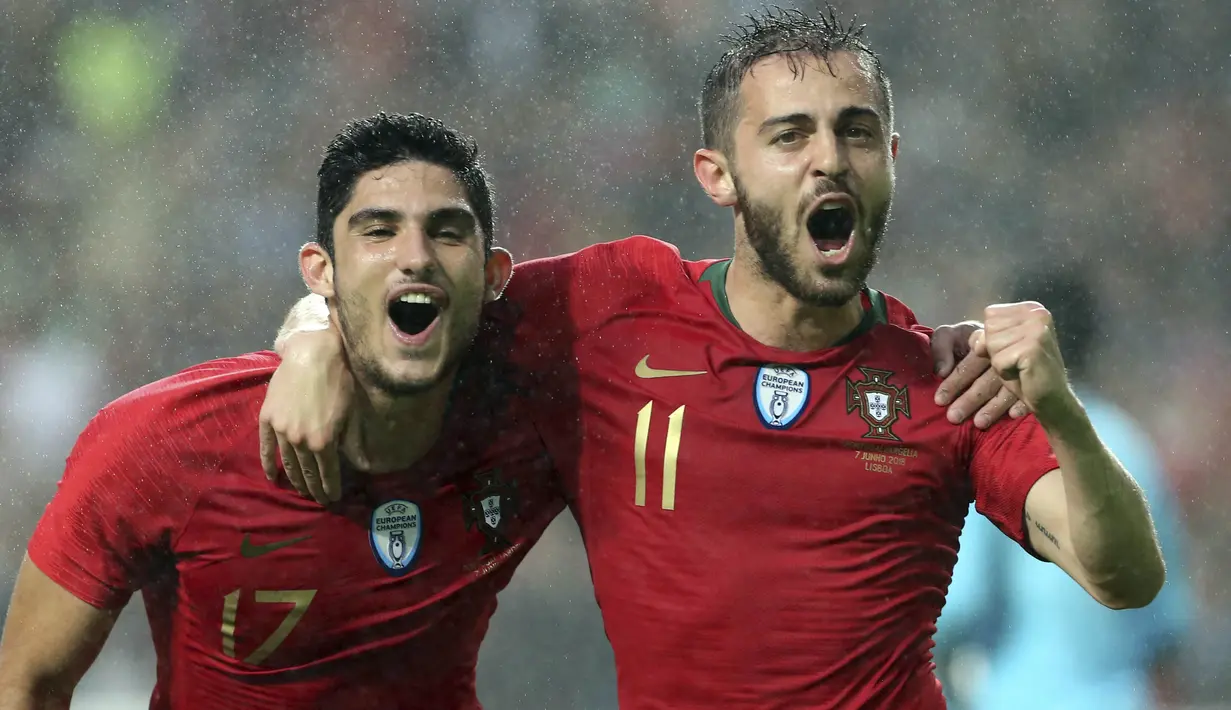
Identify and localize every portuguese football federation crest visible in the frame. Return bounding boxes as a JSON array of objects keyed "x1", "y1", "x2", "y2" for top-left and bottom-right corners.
[
  {"x1": 845, "y1": 367, "x2": 911, "y2": 441},
  {"x1": 463, "y1": 470, "x2": 520, "y2": 554}
]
